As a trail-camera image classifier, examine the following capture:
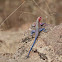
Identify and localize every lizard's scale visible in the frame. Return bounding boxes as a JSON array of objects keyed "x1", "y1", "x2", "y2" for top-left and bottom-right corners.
[
  {"x1": 27, "y1": 19, "x2": 39, "y2": 58},
  {"x1": 27, "y1": 36, "x2": 37, "y2": 57},
  {"x1": 27, "y1": 17, "x2": 46, "y2": 58}
]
